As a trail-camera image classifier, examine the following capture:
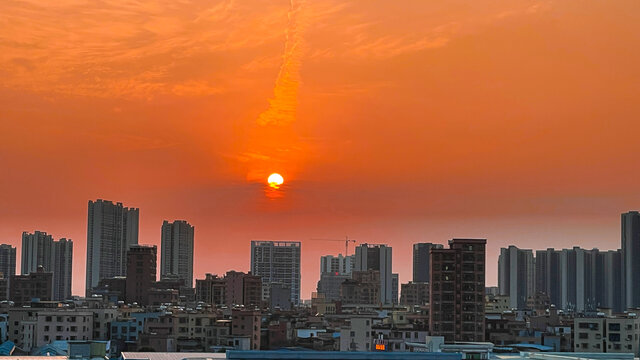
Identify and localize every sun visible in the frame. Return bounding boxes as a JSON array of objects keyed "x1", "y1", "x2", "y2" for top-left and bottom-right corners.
[{"x1": 268, "y1": 173, "x2": 284, "y2": 189}]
